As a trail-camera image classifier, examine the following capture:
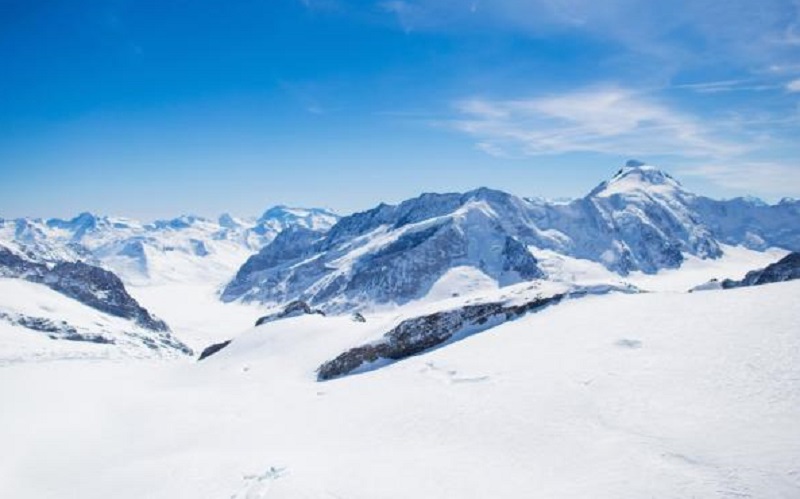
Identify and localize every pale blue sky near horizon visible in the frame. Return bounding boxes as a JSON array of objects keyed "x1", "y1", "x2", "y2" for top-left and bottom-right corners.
[{"x1": 1, "y1": 0, "x2": 799, "y2": 220}]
